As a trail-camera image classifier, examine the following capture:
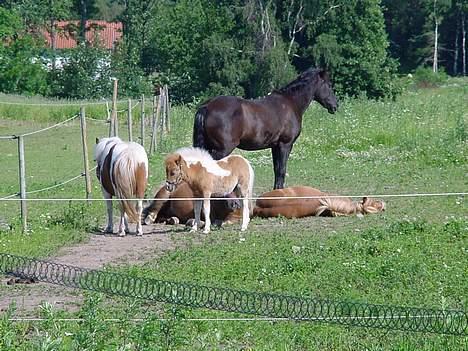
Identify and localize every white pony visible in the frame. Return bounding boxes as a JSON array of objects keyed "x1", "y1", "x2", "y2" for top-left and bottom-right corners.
[{"x1": 94, "y1": 137, "x2": 148, "y2": 236}]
